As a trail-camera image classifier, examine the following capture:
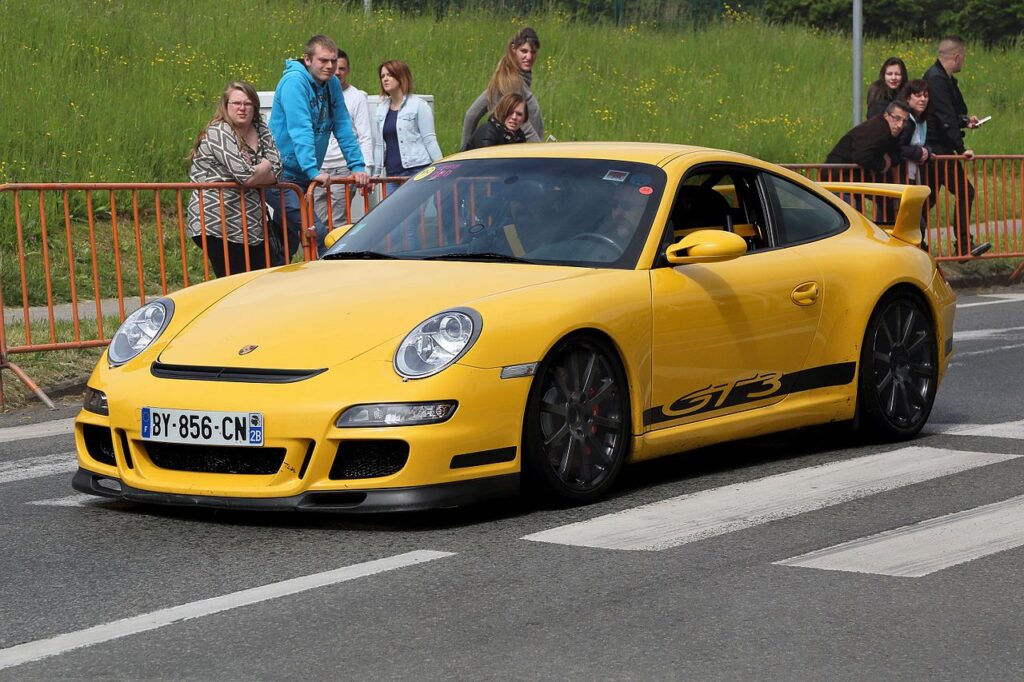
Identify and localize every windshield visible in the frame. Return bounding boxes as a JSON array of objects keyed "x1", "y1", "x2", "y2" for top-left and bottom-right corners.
[{"x1": 324, "y1": 158, "x2": 667, "y2": 268}]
